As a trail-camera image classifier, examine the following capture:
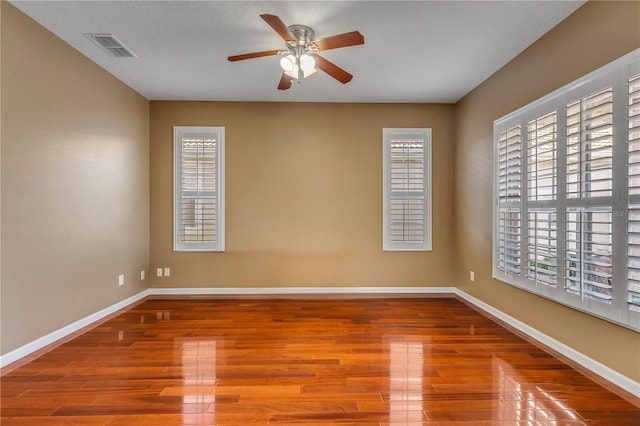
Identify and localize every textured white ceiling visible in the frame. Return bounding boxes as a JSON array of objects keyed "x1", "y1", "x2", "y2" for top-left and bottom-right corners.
[{"x1": 10, "y1": 1, "x2": 585, "y2": 103}]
